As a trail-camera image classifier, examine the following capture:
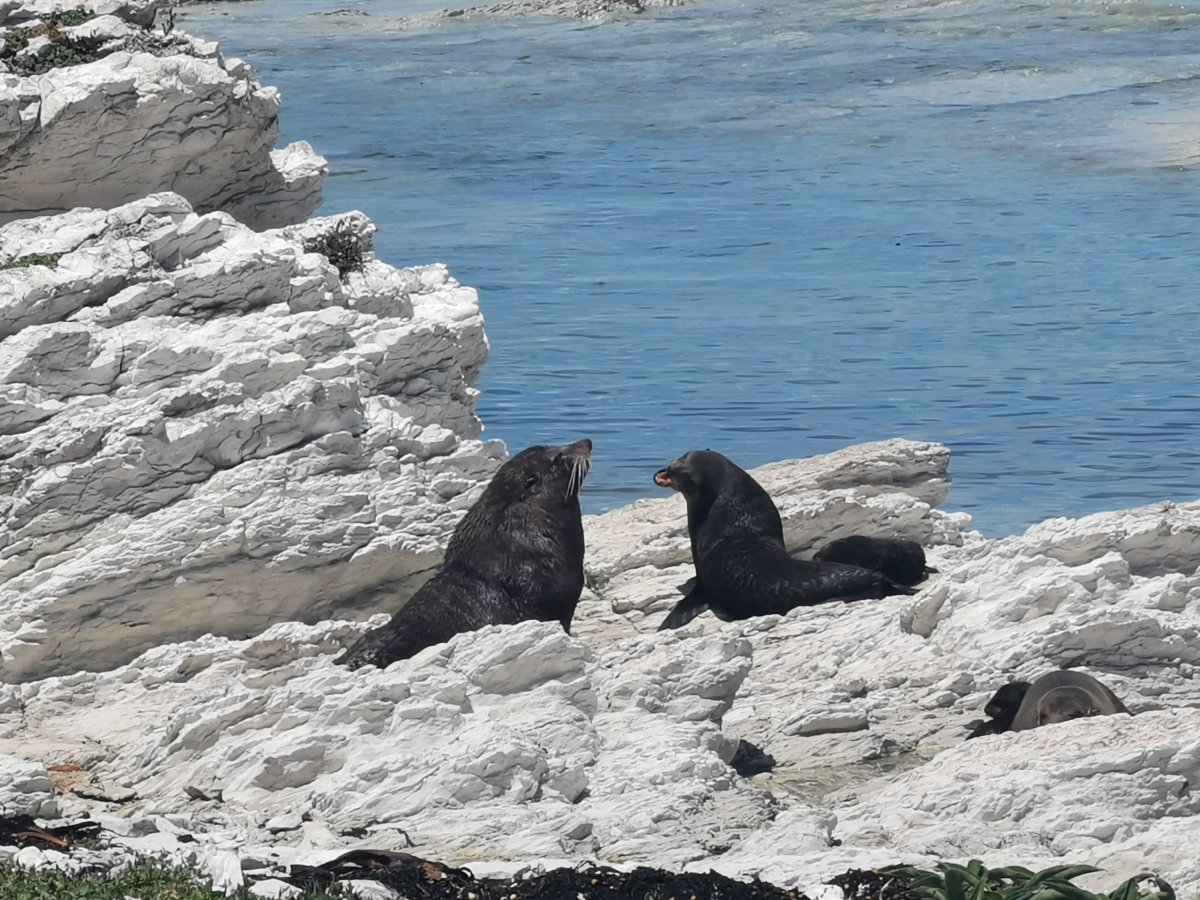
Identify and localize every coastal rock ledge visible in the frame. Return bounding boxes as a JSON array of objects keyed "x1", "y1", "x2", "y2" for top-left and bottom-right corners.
[
  {"x1": 0, "y1": 192, "x2": 500, "y2": 681},
  {"x1": 1, "y1": 423, "x2": 1199, "y2": 895},
  {"x1": 0, "y1": 0, "x2": 325, "y2": 227}
]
